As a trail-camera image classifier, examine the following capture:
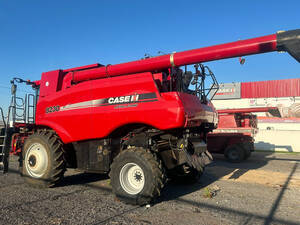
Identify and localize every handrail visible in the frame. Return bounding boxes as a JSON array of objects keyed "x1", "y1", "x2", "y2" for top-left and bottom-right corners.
[{"x1": 0, "y1": 107, "x2": 6, "y2": 129}]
